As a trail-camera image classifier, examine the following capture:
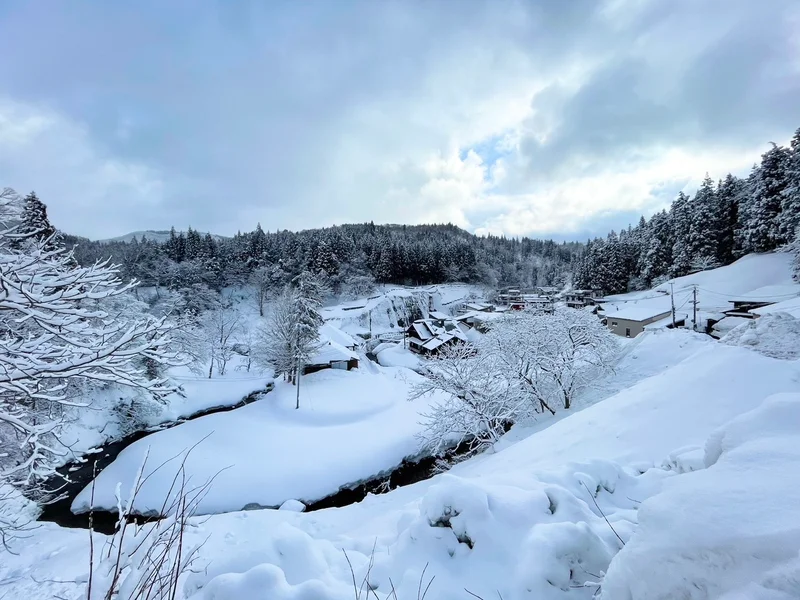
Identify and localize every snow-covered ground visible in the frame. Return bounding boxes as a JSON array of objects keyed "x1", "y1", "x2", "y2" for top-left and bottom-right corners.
[
  {"x1": 4, "y1": 258, "x2": 800, "y2": 600},
  {"x1": 71, "y1": 366, "x2": 445, "y2": 516},
  {"x1": 6, "y1": 324, "x2": 800, "y2": 599}
]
